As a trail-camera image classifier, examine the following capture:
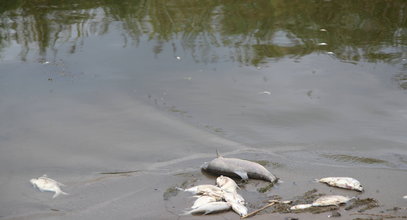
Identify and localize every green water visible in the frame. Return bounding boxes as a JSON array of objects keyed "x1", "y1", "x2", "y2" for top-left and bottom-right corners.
[{"x1": 1, "y1": 0, "x2": 406, "y2": 66}]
